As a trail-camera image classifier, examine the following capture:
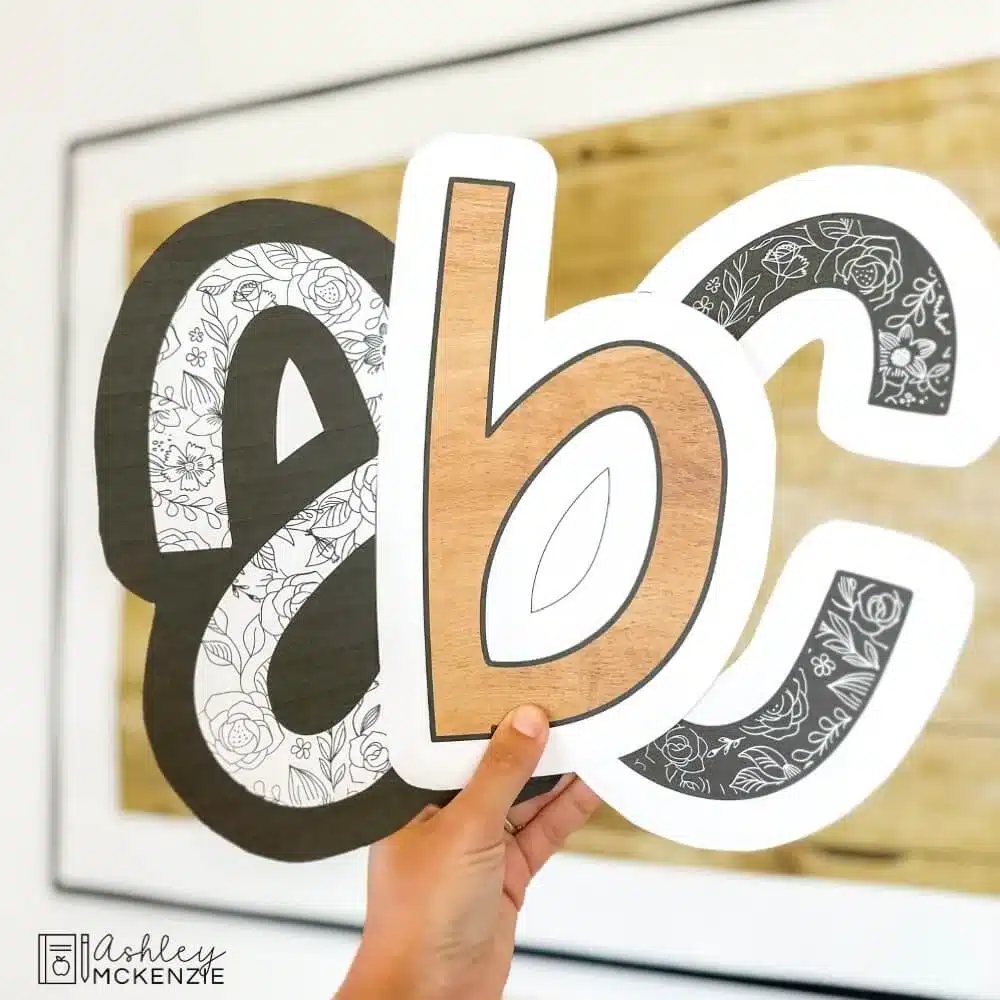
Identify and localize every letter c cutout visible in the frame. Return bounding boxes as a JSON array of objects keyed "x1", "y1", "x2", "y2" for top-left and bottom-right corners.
[{"x1": 581, "y1": 167, "x2": 994, "y2": 848}]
